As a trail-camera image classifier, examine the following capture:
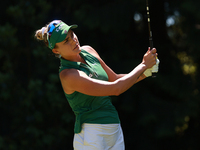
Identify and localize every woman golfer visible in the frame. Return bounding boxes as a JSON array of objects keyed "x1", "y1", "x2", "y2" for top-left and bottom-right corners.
[{"x1": 35, "y1": 20, "x2": 159, "y2": 150}]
